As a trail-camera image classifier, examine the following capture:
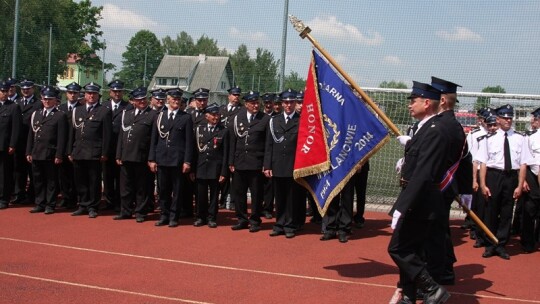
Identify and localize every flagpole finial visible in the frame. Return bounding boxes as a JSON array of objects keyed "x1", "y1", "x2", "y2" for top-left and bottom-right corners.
[{"x1": 289, "y1": 15, "x2": 311, "y2": 39}]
